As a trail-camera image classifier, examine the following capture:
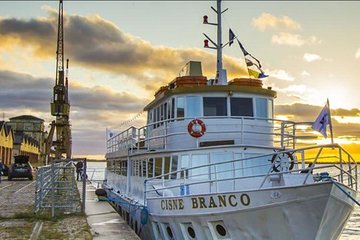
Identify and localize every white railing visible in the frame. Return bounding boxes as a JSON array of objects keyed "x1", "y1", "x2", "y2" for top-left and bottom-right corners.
[
  {"x1": 143, "y1": 144, "x2": 357, "y2": 203},
  {"x1": 106, "y1": 117, "x2": 312, "y2": 154}
]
